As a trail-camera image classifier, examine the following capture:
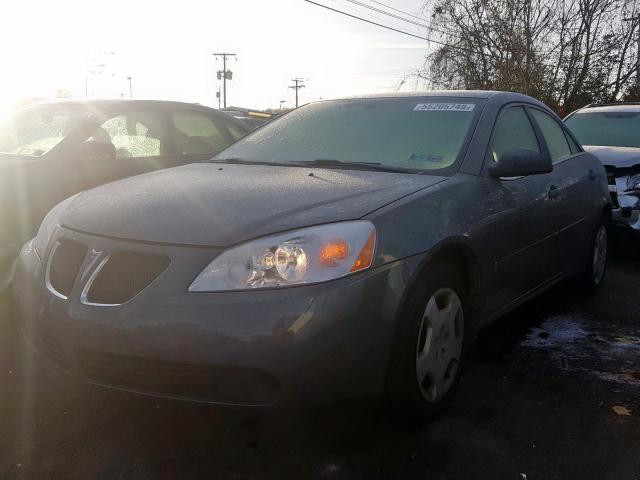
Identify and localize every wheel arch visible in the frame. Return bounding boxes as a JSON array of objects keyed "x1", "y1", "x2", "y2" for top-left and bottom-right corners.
[{"x1": 394, "y1": 237, "x2": 483, "y2": 336}]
